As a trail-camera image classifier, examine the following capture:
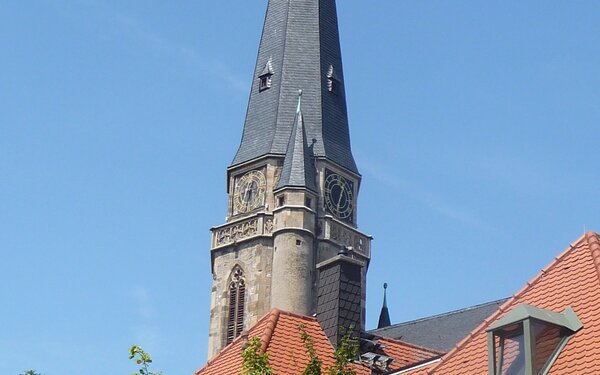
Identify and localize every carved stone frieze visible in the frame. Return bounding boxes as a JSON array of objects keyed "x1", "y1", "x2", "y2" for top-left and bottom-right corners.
[
  {"x1": 212, "y1": 214, "x2": 274, "y2": 249},
  {"x1": 216, "y1": 219, "x2": 257, "y2": 246}
]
